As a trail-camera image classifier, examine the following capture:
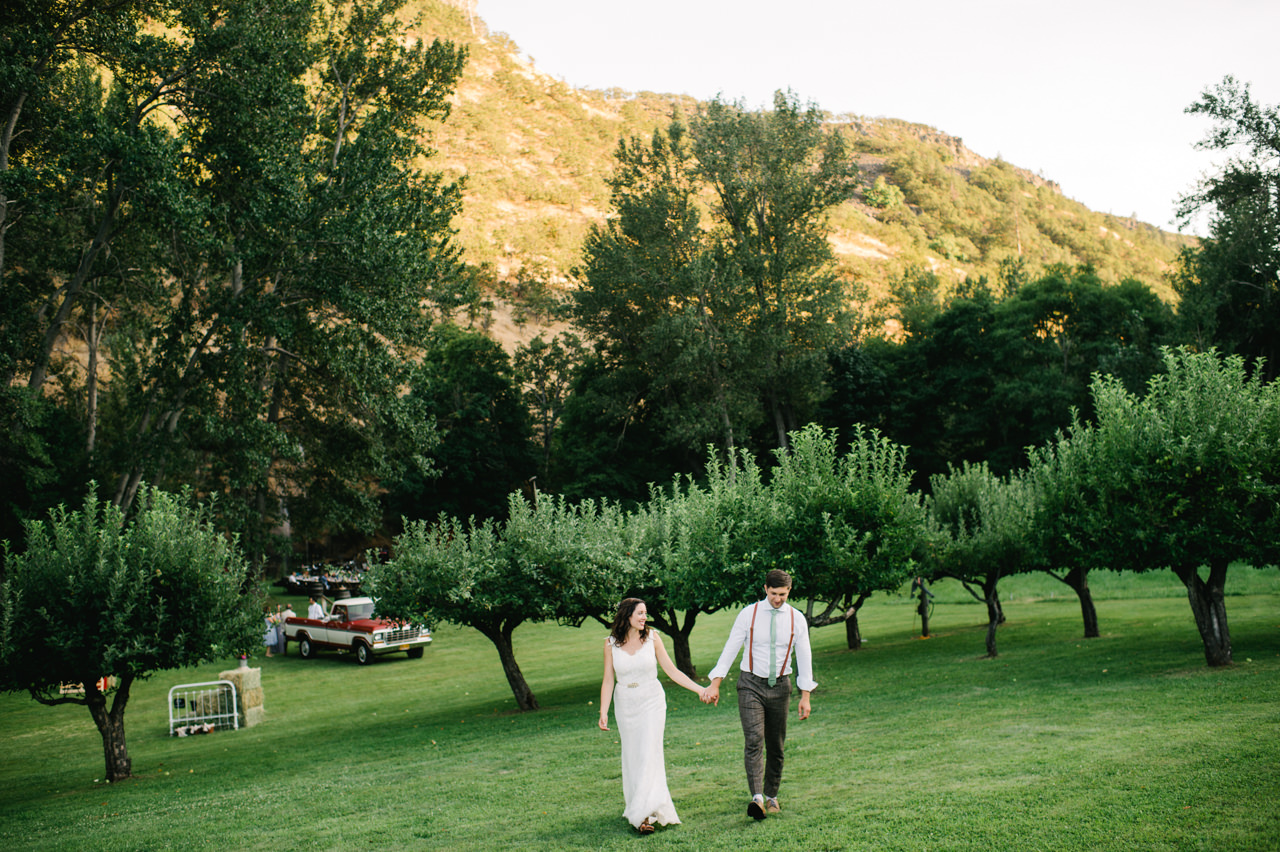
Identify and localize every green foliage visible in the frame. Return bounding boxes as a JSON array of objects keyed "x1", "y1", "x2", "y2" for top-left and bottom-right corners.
[
  {"x1": 1030, "y1": 348, "x2": 1280, "y2": 664},
  {"x1": 0, "y1": 387, "x2": 88, "y2": 549},
  {"x1": 0, "y1": 0, "x2": 474, "y2": 558},
  {"x1": 762, "y1": 424, "x2": 924, "y2": 634},
  {"x1": 828, "y1": 264, "x2": 1175, "y2": 486},
  {"x1": 570, "y1": 90, "x2": 859, "y2": 495},
  {"x1": 863, "y1": 174, "x2": 906, "y2": 210},
  {"x1": 1026, "y1": 416, "x2": 1103, "y2": 573},
  {"x1": 383, "y1": 323, "x2": 536, "y2": 526},
  {"x1": 925, "y1": 461, "x2": 1039, "y2": 655},
  {"x1": 689, "y1": 91, "x2": 860, "y2": 448},
  {"x1": 1085, "y1": 349, "x2": 1280, "y2": 575},
  {"x1": 547, "y1": 355, "x2": 682, "y2": 504},
  {"x1": 637, "y1": 450, "x2": 773, "y2": 612},
  {"x1": 1174, "y1": 76, "x2": 1280, "y2": 380},
  {"x1": 369, "y1": 490, "x2": 634, "y2": 708},
  {"x1": 0, "y1": 485, "x2": 261, "y2": 780},
  {"x1": 2, "y1": 486, "x2": 262, "y2": 685},
  {"x1": 513, "y1": 331, "x2": 586, "y2": 478},
  {"x1": 928, "y1": 462, "x2": 1038, "y2": 580}
]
